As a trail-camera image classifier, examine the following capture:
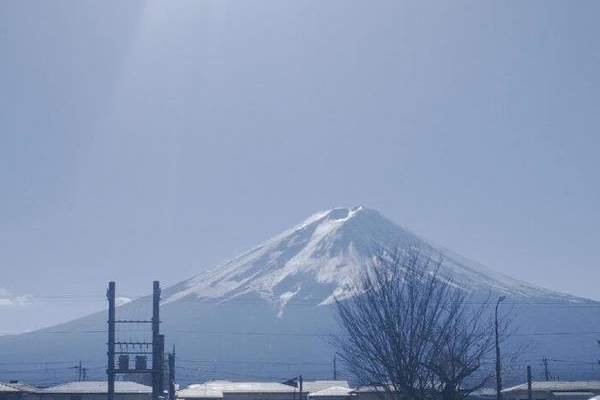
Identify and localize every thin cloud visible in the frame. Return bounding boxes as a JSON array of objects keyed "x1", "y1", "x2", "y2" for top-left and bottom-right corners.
[{"x1": 0, "y1": 289, "x2": 32, "y2": 307}]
